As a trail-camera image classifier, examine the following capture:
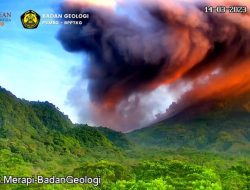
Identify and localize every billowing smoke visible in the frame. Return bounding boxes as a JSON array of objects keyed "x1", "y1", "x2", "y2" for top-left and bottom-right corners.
[{"x1": 58, "y1": 0, "x2": 250, "y2": 131}]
